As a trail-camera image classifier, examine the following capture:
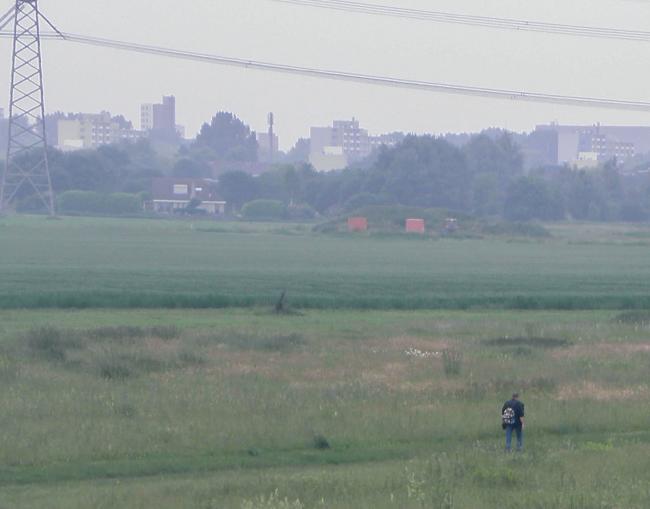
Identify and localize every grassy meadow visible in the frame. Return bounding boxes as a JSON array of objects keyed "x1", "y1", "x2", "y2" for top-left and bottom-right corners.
[
  {"x1": 0, "y1": 309, "x2": 649, "y2": 507},
  {"x1": 1, "y1": 216, "x2": 650, "y2": 507}
]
